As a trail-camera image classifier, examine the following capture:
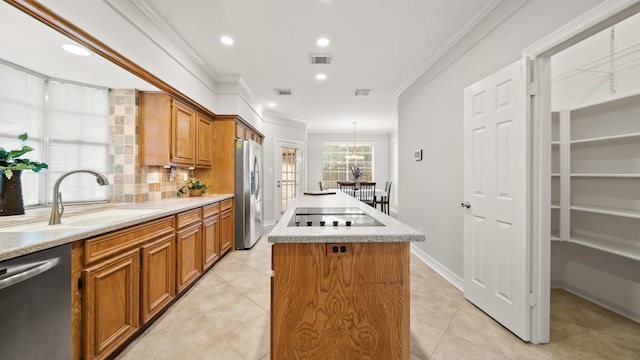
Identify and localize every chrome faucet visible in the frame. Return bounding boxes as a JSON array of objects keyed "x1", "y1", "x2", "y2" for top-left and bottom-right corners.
[{"x1": 49, "y1": 169, "x2": 110, "y2": 225}]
